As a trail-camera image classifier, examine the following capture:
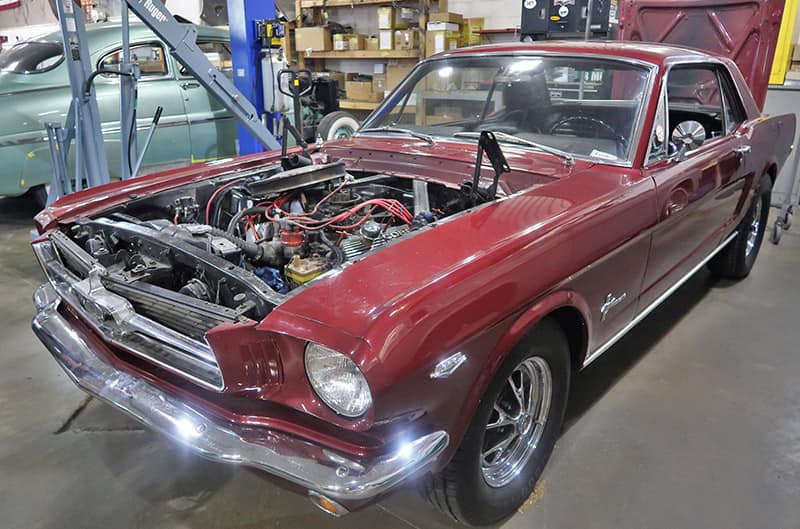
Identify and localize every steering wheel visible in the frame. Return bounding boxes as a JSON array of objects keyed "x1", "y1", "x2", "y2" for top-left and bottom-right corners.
[{"x1": 549, "y1": 116, "x2": 627, "y2": 151}]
